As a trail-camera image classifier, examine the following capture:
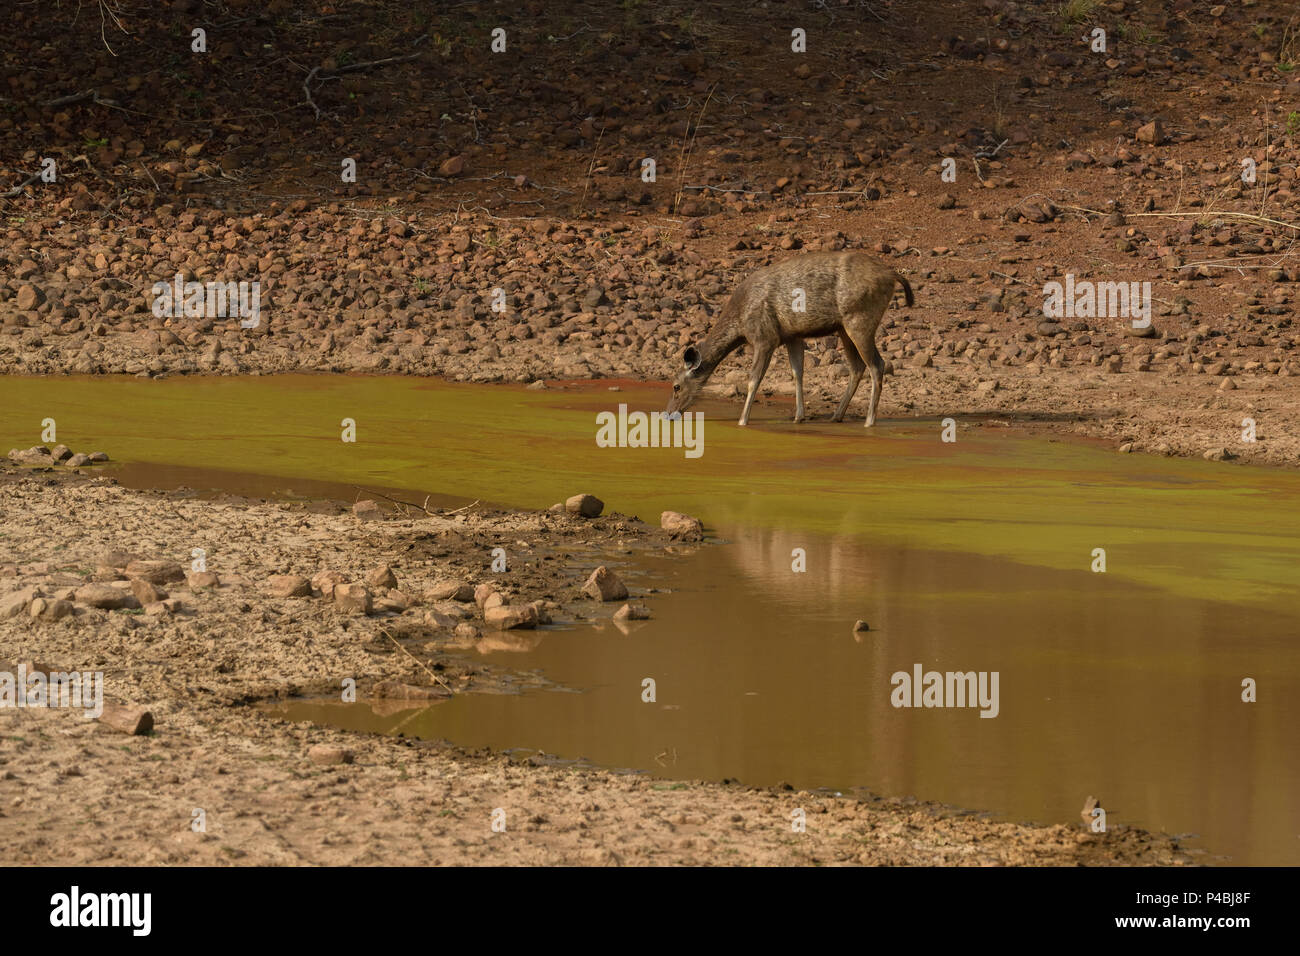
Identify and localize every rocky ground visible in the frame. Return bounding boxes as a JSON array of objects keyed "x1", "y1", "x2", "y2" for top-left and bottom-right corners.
[
  {"x1": 2, "y1": 0, "x2": 1299, "y2": 465},
  {"x1": 0, "y1": 464, "x2": 1193, "y2": 865},
  {"x1": 0, "y1": 0, "x2": 1279, "y2": 865}
]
